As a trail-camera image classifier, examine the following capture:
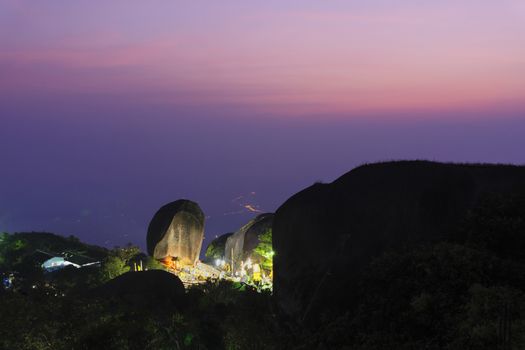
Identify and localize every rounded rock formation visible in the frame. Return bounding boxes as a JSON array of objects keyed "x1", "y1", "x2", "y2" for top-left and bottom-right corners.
[
  {"x1": 147, "y1": 199, "x2": 205, "y2": 266},
  {"x1": 225, "y1": 213, "x2": 273, "y2": 273},
  {"x1": 95, "y1": 270, "x2": 185, "y2": 310},
  {"x1": 273, "y1": 161, "x2": 525, "y2": 321}
]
